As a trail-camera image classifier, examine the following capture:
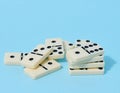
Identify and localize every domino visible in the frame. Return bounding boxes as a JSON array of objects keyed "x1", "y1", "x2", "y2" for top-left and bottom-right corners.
[
  {"x1": 4, "y1": 52, "x2": 28, "y2": 65},
  {"x1": 75, "y1": 39, "x2": 104, "y2": 57},
  {"x1": 75, "y1": 40, "x2": 104, "y2": 55},
  {"x1": 69, "y1": 60, "x2": 105, "y2": 68},
  {"x1": 64, "y1": 41, "x2": 75, "y2": 51},
  {"x1": 69, "y1": 67, "x2": 104, "y2": 75},
  {"x1": 45, "y1": 38, "x2": 65, "y2": 59},
  {"x1": 66, "y1": 42, "x2": 104, "y2": 65},
  {"x1": 21, "y1": 45, "x2": 53, "y2": 69},
  {"x1": 66, "y1": 52, "x2": 104, "y2": 64},
  {"x1": 75, "y1": 39, "x2": 104, "y2": 56},
  {"x1": 24, "y1": 59, "x2": 61, "y2": 79}
]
